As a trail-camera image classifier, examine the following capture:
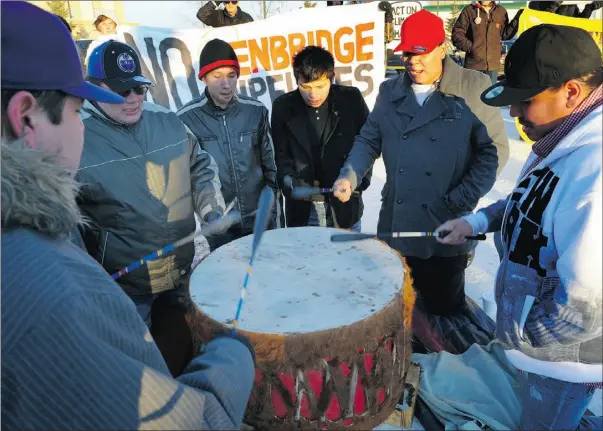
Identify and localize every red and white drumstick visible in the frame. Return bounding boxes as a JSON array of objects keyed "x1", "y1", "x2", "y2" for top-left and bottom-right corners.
[
  {"x1": 232, "y1": 187, "x2": 275, "y2": 335},
  {"x1": 330, "y1": 231, "x2": 487, "y2": 242}
]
